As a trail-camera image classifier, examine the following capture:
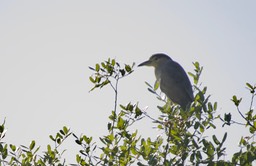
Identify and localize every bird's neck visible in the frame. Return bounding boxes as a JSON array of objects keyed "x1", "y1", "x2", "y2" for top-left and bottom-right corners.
[{"x1": 154, "y1": 67, "x2": 162, "y2": 81}]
